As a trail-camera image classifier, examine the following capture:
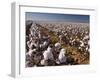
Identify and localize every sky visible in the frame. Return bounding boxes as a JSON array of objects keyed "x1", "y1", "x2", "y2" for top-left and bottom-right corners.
[{"x1": 26, "y1": 12, "x2": 89, "y2": 23}]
